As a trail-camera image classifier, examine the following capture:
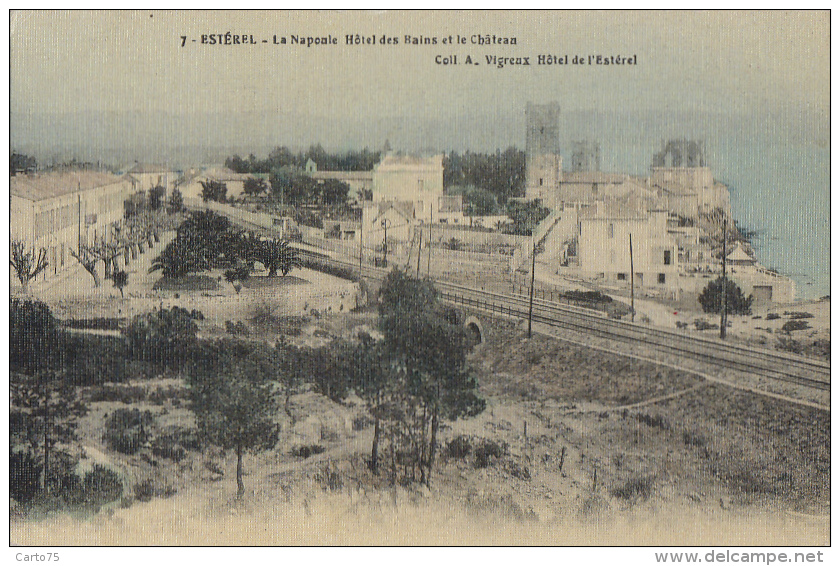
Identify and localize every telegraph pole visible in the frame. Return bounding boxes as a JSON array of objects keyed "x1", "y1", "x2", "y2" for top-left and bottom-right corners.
[
  {"x1": 720, "y1": 219, "x2": 727, "y2": 339},
  {"x1": 427, "y1": 206, "x2": 433, "y2": 278},
  {"x1": 358, "y1": 218, "x2": 364, "y2": 280},
  {"x1": 629, "y1": 233, "x2": 635, "y2": 323},
  {"x1": 527, "y1": 240, "x2": 537, "y2": 338},
  {"x1": 416, "y1": 226, "x2": 422, "y2": 278},
  {"x1": 381, "y1": 219, "x2": 389, "y2": 268}
]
